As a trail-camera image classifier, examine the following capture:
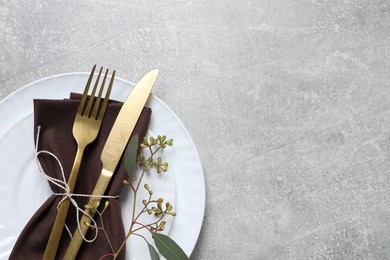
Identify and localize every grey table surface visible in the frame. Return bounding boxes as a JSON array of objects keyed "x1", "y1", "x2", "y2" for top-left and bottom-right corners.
[{"x1": 1, "y1": 0, "x2": 390, "y2": 259}]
